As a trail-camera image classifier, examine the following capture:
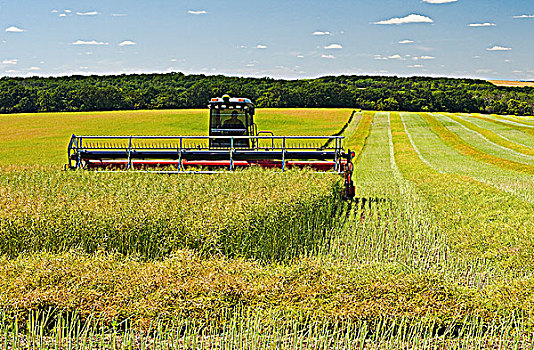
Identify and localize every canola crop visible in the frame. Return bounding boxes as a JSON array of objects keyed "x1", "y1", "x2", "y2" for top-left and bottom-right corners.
[
  {"x1": 0, "y1": 169, "x2": 342, "y2": 260},
  {"x1": 3, "y1": 109, "x2": 534, "y2": 348}
]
